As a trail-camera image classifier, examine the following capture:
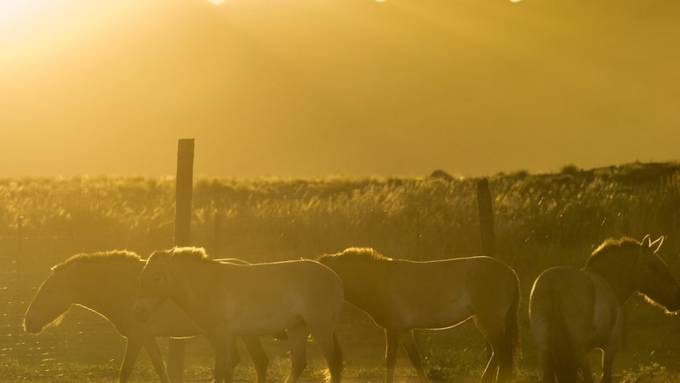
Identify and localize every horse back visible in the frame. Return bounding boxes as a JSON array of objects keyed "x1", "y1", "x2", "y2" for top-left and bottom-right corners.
[
  {"x1": 225, "y1": 259, "x2": 342, "y2": 295},
  {"x1": 383, "y1": 256, "x2": 518, "y2": 328},
  {"x1": 219, "y1": 259, "x2": 344, "y2": 328},
  {"x1": 391, "y1": 256, "x2": 517, "y2": 299}
]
